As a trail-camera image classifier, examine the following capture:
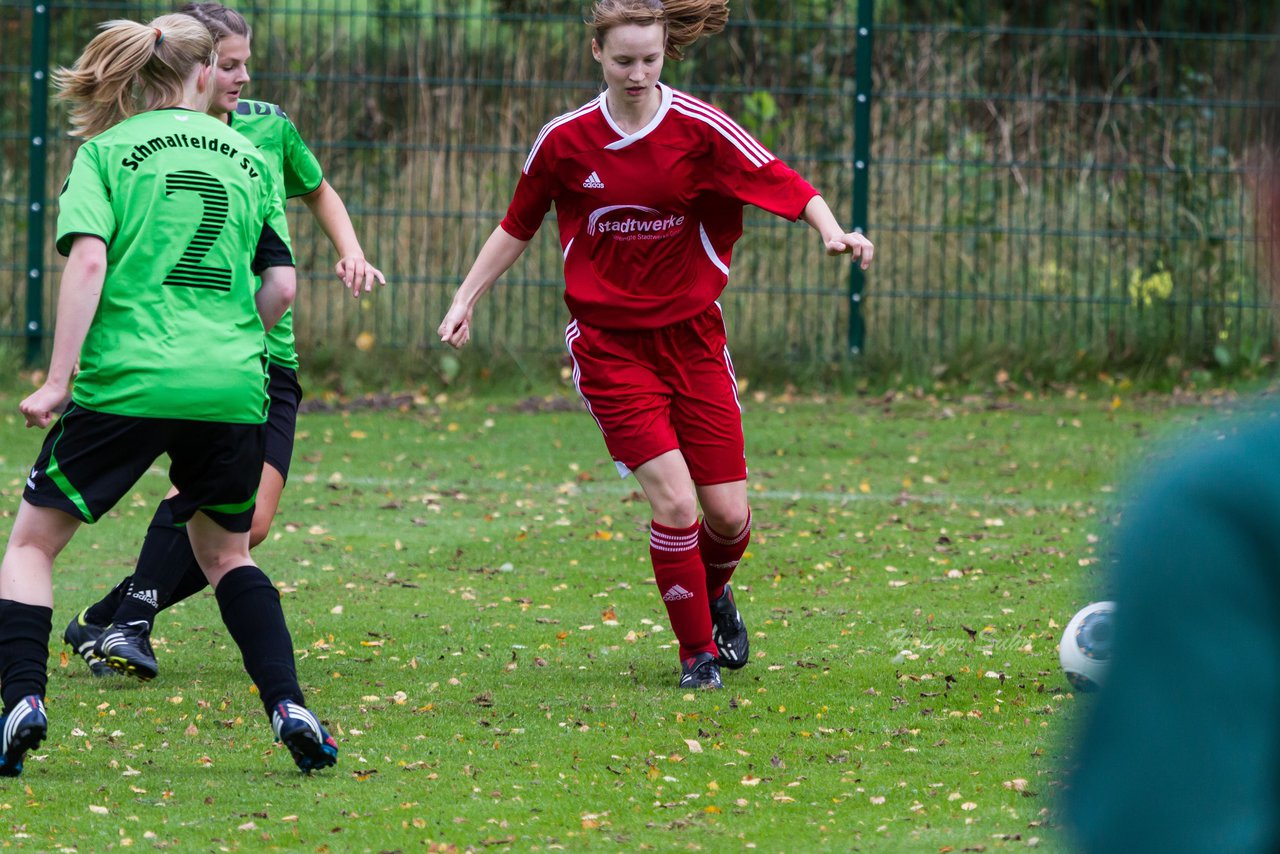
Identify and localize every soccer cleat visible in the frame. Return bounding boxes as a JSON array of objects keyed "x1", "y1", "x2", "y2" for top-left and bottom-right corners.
[
  {"x1": 678, "y1": 652, "x2": 723, "y2": 689},
  {"x1": 271, "y1": 701, "x2": 338, "y2": 772},
  {"x1": 62, "y1": 608, "x2": 116, "y2": 678},
  {"x1": 710, "y1": 583, "x2": 750, "y2": 670},
  {"x1": 0, "y1": 696, "x2": 48, "y2": 778},
  {"x1": 93, "y1": 621, "x2": 158, "y2": 681}
]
